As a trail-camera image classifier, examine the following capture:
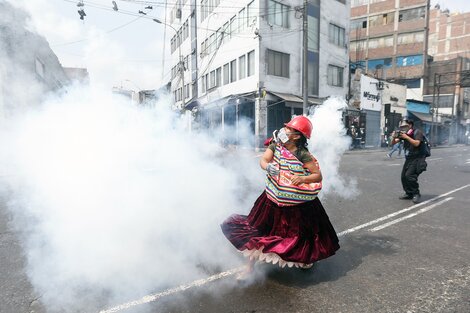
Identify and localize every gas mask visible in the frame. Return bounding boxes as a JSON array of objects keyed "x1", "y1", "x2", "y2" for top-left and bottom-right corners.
[{"x1": 273, "y1": 128, "x2": 292, "y2": 144}]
